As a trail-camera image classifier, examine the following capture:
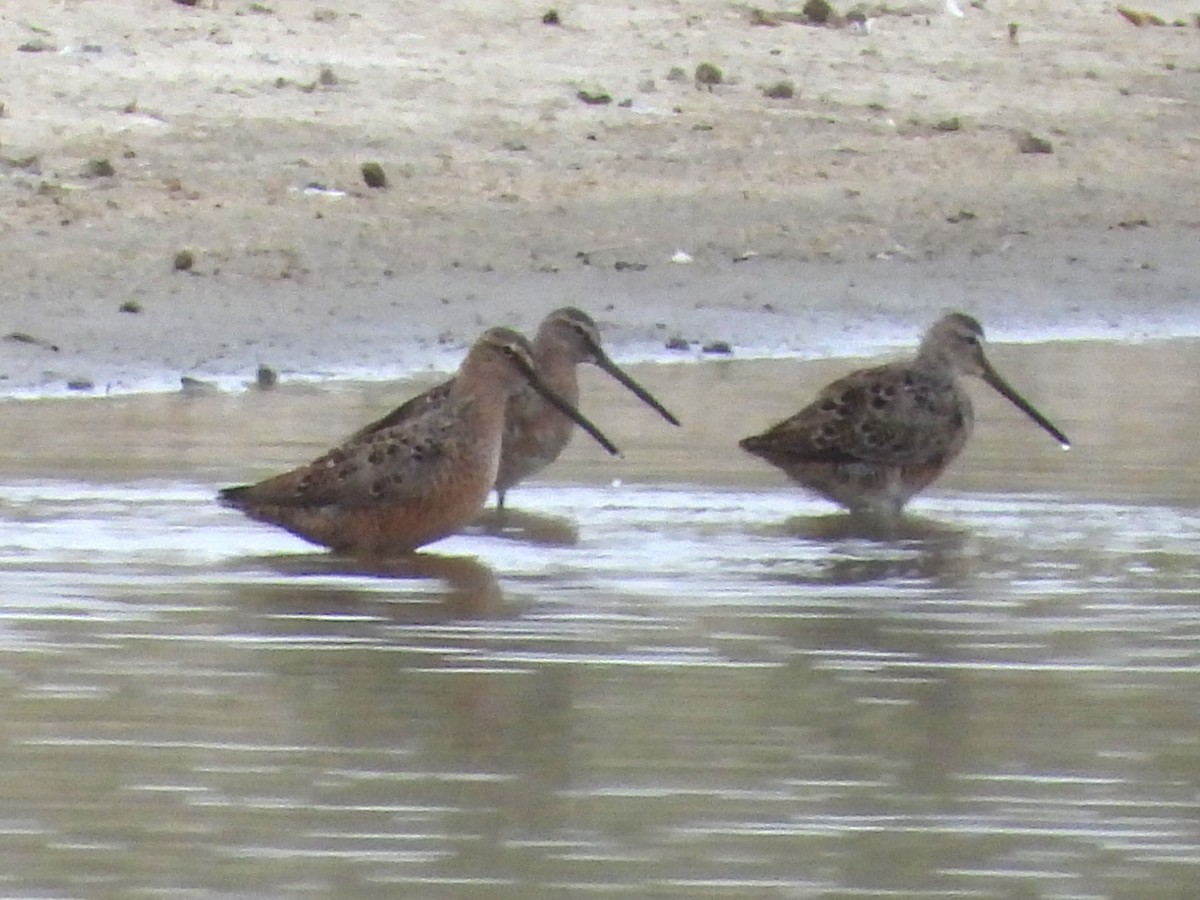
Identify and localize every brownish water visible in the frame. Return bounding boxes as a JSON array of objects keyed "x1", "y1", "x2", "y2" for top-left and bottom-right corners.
[{"x1": 0, "y1": 339, "x2": 1197, "y2": 899}]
